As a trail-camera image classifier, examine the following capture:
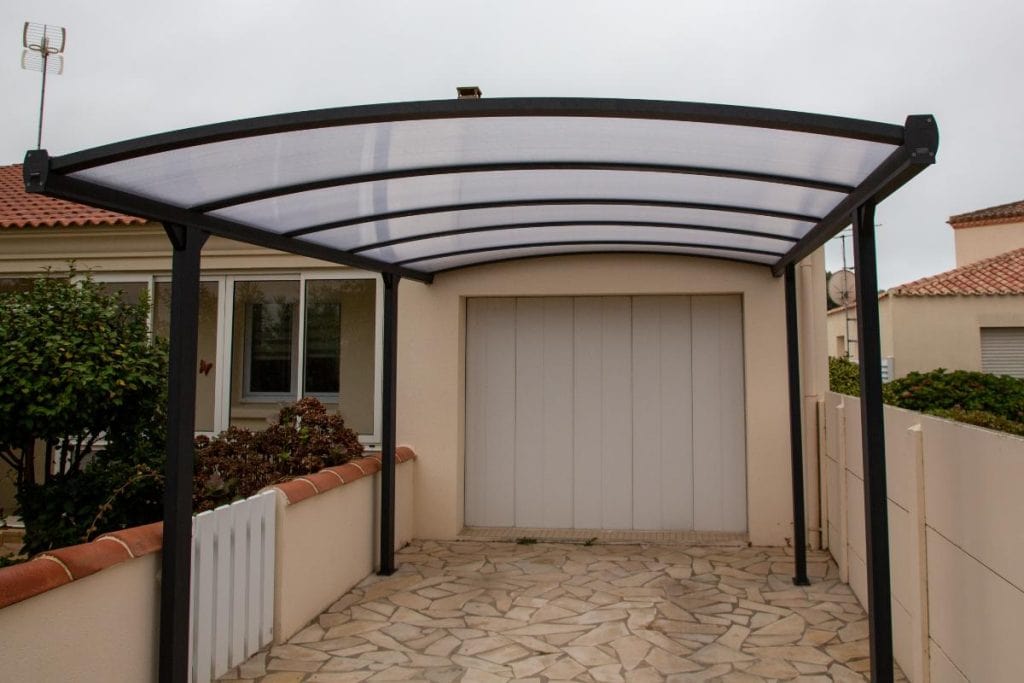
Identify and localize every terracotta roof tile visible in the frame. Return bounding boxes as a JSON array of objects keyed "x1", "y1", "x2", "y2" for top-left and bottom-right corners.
[
  {"x1": 0, "y1": 163, "x2": 146, "y2": 229},
  {"x1": 949, "y1": 198, "x2": 1024, "y2": 227},
  {"x1": 889, "y1": 247, "x2": 1024, "y2": 297}
]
